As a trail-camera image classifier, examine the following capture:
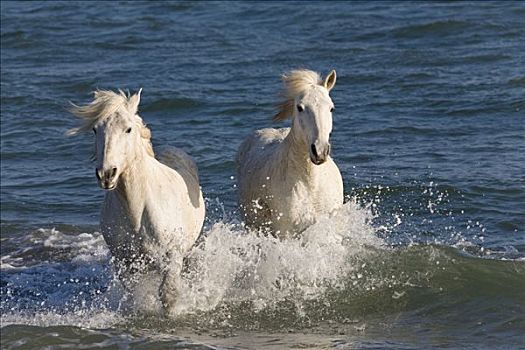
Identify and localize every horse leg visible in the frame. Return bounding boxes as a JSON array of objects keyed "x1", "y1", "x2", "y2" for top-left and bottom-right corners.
[{"x1": 159, "y1": 255, "x2": 183, "y2": 316}]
